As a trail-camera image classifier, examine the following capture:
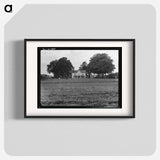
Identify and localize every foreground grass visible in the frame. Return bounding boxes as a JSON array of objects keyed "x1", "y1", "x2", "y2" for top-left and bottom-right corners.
[{"x1": 41, "y1": 78, "x2": 119, "y2": 108}]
